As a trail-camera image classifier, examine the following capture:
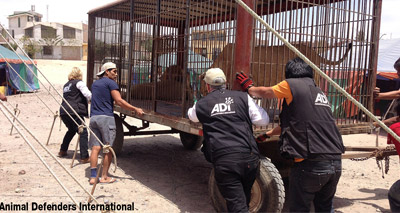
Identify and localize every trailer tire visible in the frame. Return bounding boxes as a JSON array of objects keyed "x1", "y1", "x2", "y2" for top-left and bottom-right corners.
[
  {"x1": 179, "y1": 132, "x2": 203, "y2": 150},
  {"x1": 209, "y1": 157, "x2": 285, "y2": 212},
  {"x1": 112, "y1": 113, "x2": 124, "y2": 155}
]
